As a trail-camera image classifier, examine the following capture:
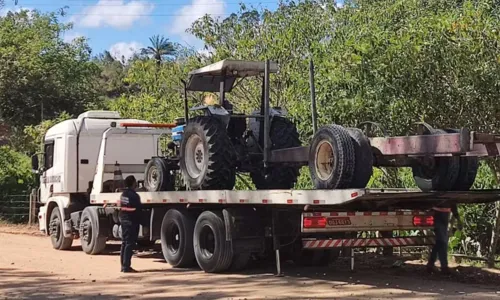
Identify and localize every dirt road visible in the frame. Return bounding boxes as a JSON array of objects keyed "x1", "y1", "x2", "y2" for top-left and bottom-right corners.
[{"x1": 1, "y1": 230, "x2": 500, "y2": 300}]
